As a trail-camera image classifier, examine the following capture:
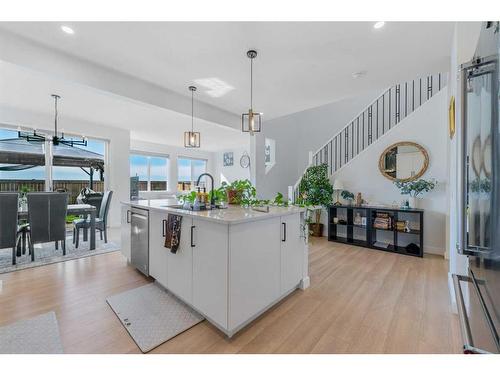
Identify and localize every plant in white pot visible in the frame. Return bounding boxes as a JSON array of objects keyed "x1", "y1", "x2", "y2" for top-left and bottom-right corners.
[{"x1": 394, "y1": 178, "x2": 437, "y2": 208}]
